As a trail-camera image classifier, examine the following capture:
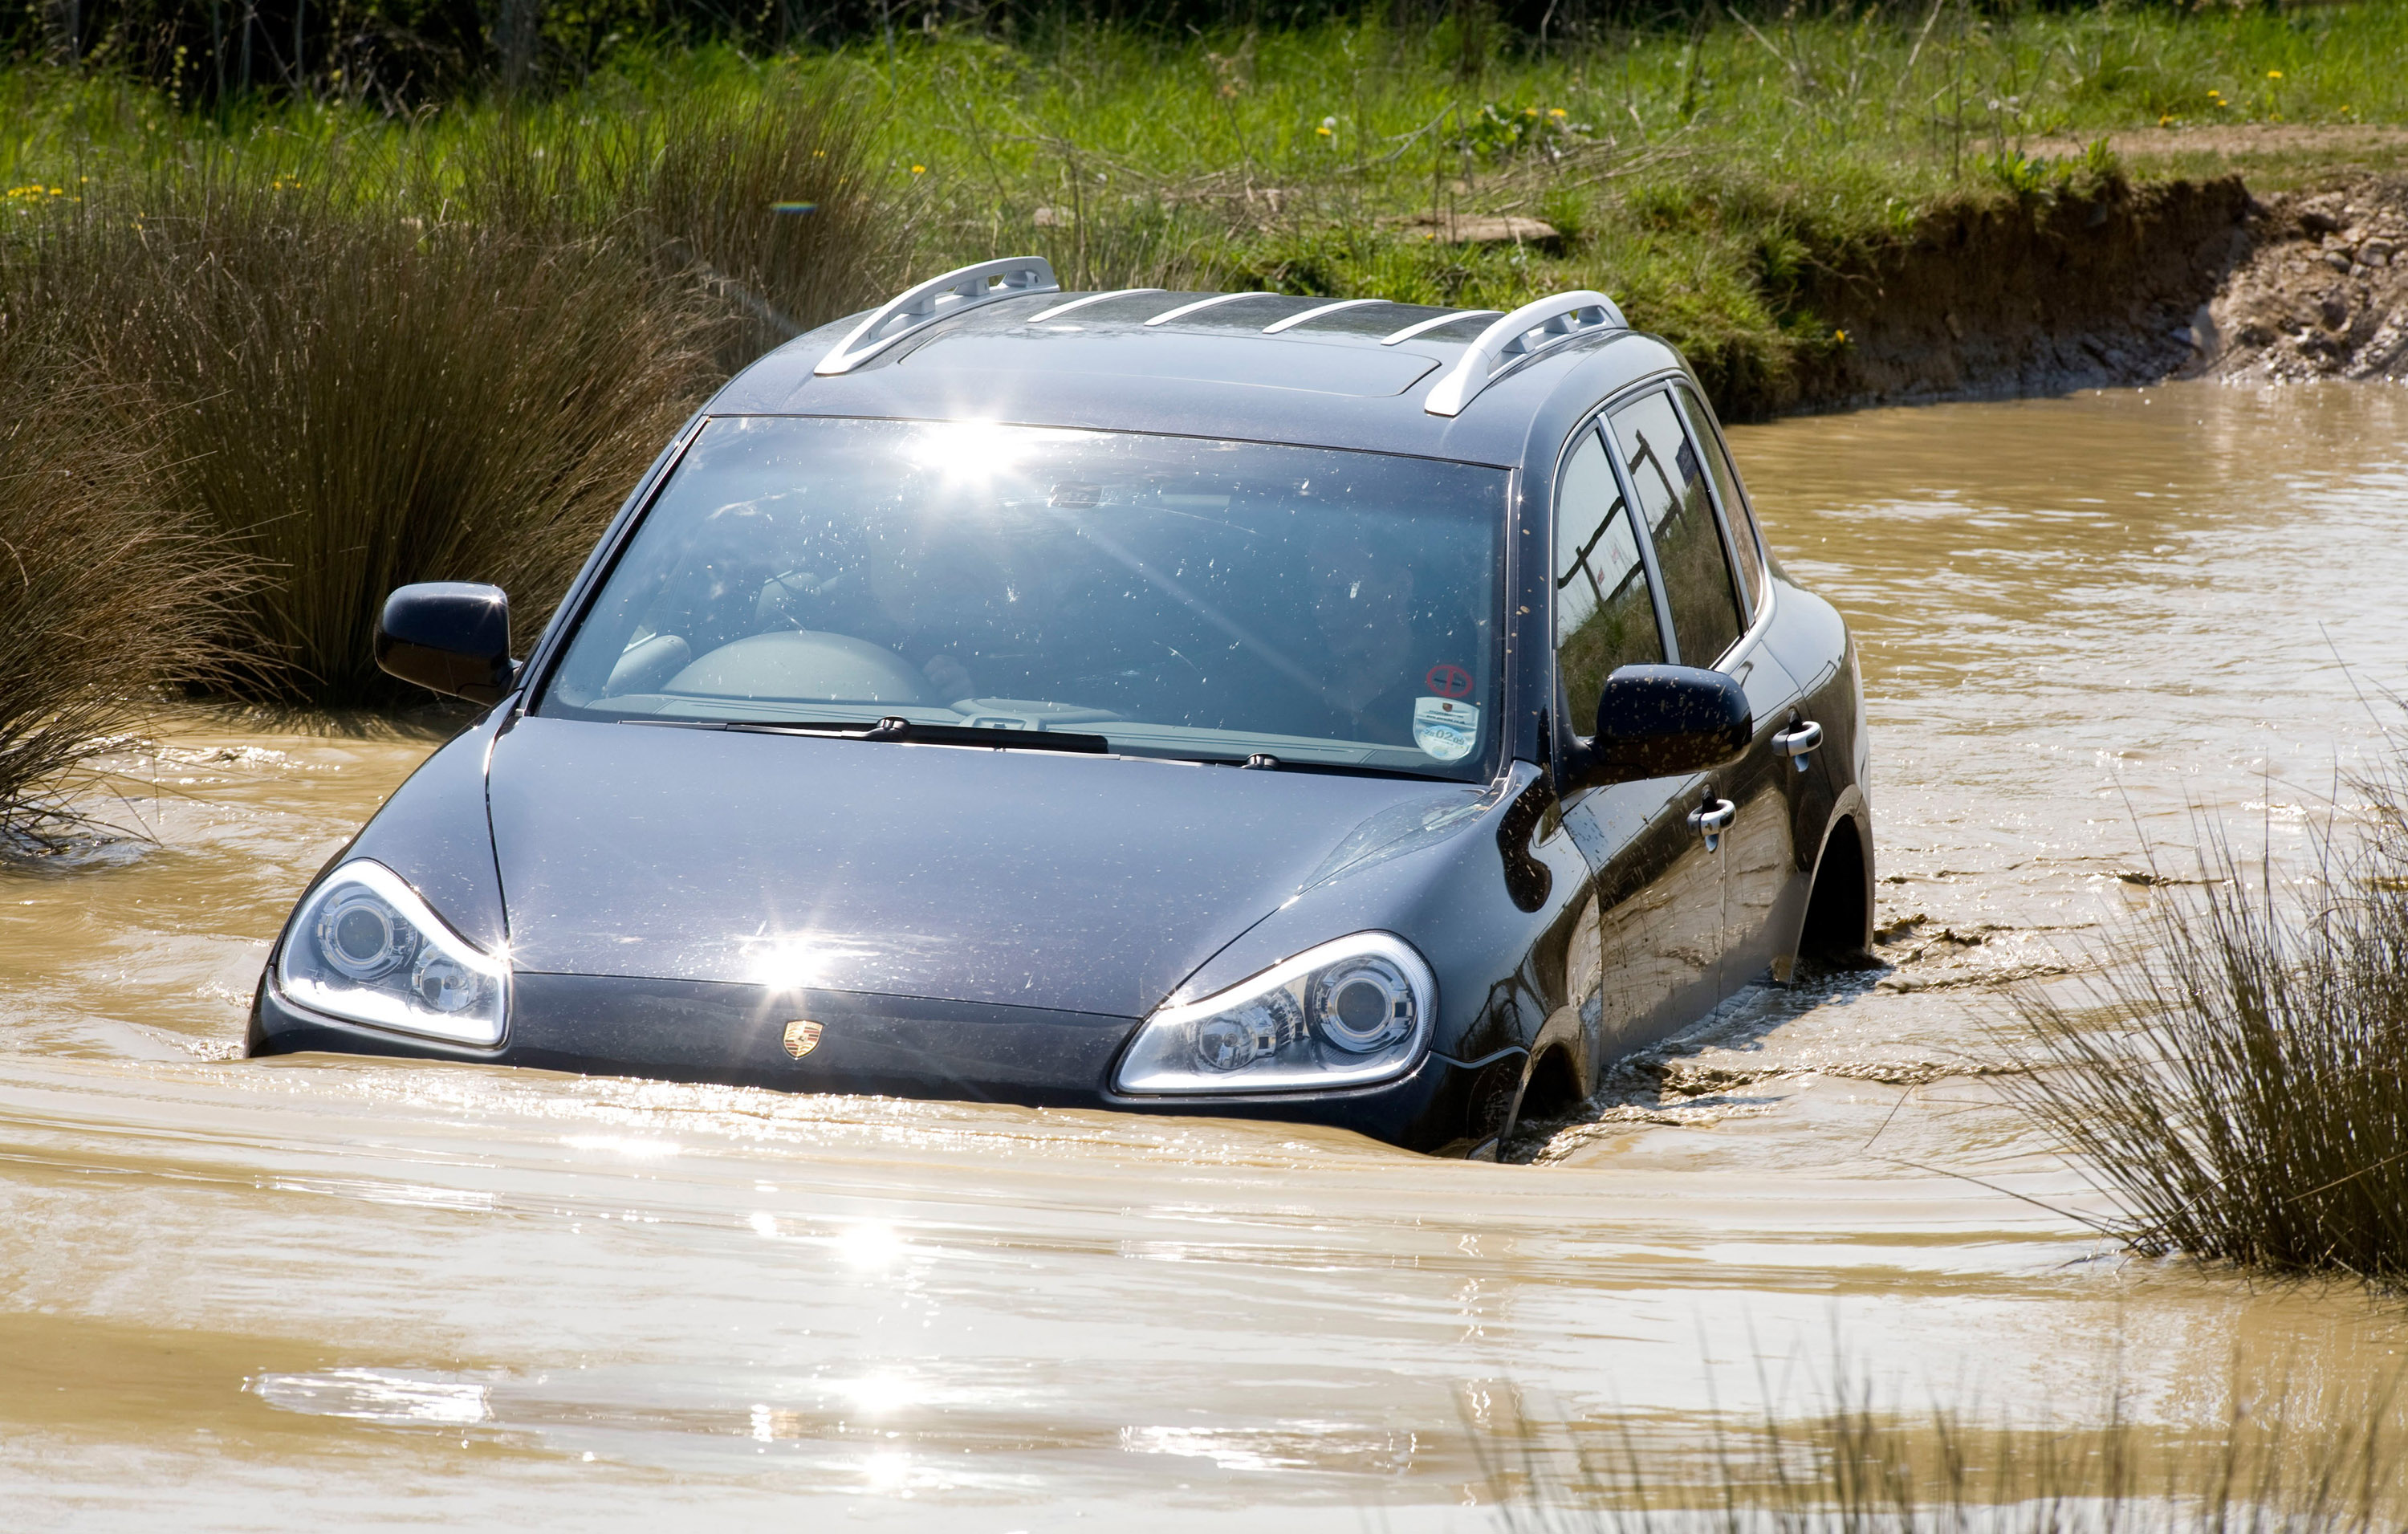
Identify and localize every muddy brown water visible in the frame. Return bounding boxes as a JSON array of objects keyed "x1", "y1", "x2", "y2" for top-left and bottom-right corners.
[{"x1": 5, "y1": 381, "x2": 2408, "y2": 1528}]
